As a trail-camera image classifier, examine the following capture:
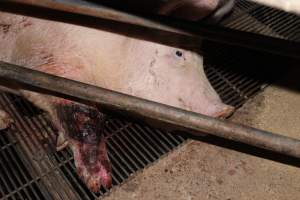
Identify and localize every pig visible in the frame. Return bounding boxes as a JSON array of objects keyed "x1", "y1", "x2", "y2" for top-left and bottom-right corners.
[
  {"x1": 251, "y1": 0, "x2": 300, "y2": 15},
  {"x1": 95, "y1": 0, "x2": 234, "y2": 22},
  {"x1": 0, "y1": 10, "x2": 234, "y2": 192},
  {"x1": 158, "y1": 0, "x2": 235, "y2": 22}
]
